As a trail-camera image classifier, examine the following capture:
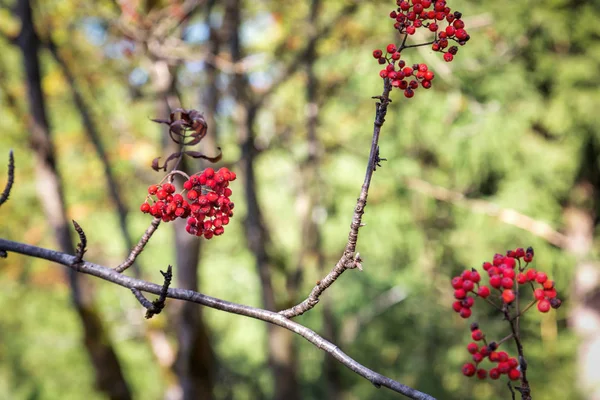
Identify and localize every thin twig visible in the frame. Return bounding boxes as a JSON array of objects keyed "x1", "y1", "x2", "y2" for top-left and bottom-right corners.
[
  {"x1": 71, "y1": 220, "x2": 87, "y2": 264},
  {"x1": 404, "y1": 177, "x2": 567, "y2": 247},
  {"x1": 0, "y1": 237, "x2": 436, "y2": 400},
  {"x1": 279, "y1": 79, "x2": 392, "y2": 319},
  {"x1": 131, "y1": 265, "x2": 173, "y2": 318},
  {"x1": 0, "y1": 150, "x2": 14, "y2": 207},
  {"x1": 503, "y1": 308, "x2": 531, "y2": 400},
  {"x1": 115, "y1": 217, "x2": 161, "y2": 273}
]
